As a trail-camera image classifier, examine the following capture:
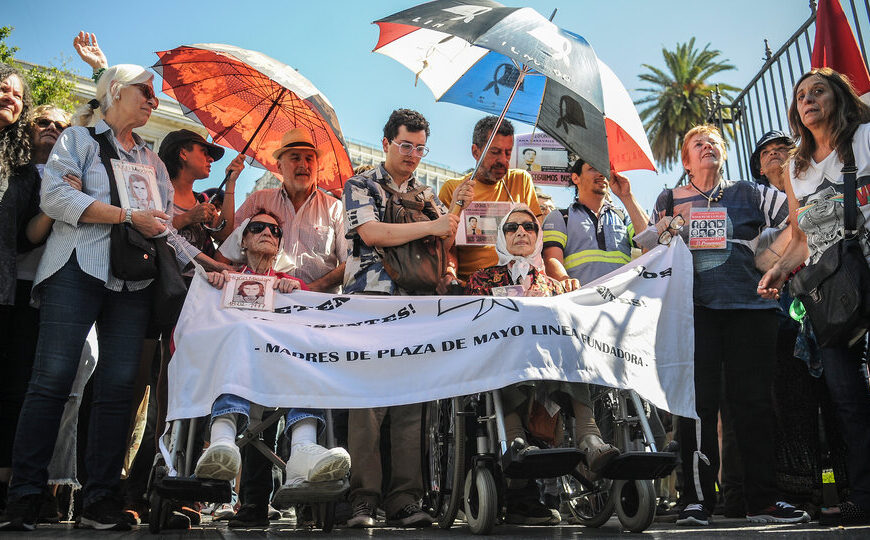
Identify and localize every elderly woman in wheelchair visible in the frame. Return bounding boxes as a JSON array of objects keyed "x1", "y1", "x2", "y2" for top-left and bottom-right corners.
[
  {"x1": 462, "y1": 206, "x2": 620, "y2": 526},
  {"x1": 194, "y1": 210, "x2": 350, "y2": 525}
]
